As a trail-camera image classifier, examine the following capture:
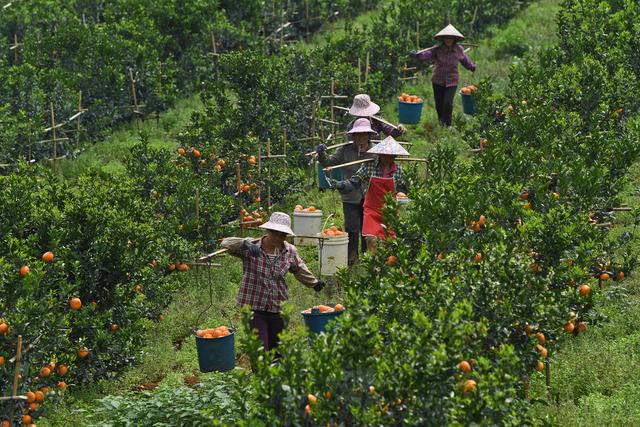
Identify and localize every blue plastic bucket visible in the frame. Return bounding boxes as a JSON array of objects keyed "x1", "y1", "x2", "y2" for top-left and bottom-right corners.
[
  {"x1": 195, "y1": 330, "x2": 235, "y2": 372},
  {"x1": 398, "y1": 100, "x2": 424, "y2": 124},
  {"x1": 460, "y1": 93, "x2": 476, "y2": 115},
  {"x1": 317, "y1": 163, "x2": 343, "y2": 190},
  {"x1": 302, "y1": 306, "x2": 345, "y2": 333}
]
